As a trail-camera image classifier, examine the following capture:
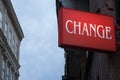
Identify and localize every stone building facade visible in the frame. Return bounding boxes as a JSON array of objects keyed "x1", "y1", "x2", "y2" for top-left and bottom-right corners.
[
  {"x1": 56, "y1": 0, "x2": 120, "y2": 80},
  {"x1": 0, "y1": 0, "x2": 24, "y2": 80},
  {"x1": 88, "y1": 0, "x2": 120, "y2": 80}
]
